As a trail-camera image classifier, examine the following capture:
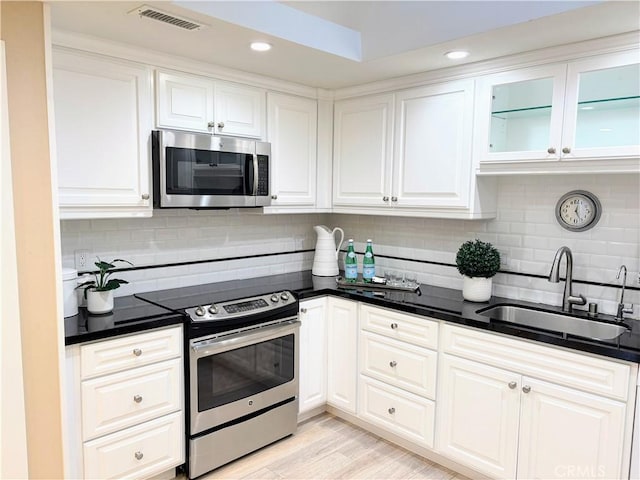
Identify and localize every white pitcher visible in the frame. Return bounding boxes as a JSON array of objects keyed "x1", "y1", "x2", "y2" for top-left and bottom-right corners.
[{"x1": 312, "y1": 225, "x2": 344, "y2": 276}]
